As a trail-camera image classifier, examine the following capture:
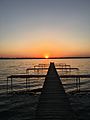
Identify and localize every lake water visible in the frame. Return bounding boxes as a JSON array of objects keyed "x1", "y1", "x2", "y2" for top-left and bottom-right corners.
[
  {"x1": 0, "y1": 59, "x2": 90, "y2": 94},
  {"x1": 0, "y1": 59, "x2": 90, "y2": 120}
]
